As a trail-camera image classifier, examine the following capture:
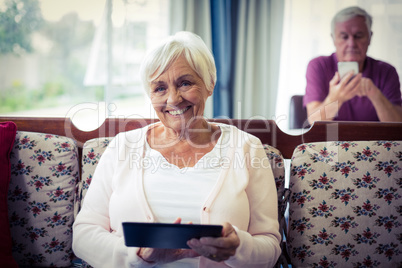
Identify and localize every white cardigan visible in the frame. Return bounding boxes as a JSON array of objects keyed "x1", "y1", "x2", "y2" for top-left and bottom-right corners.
[{"x1": 73, "y1": 124, "x2": 281, "y2": 267}]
